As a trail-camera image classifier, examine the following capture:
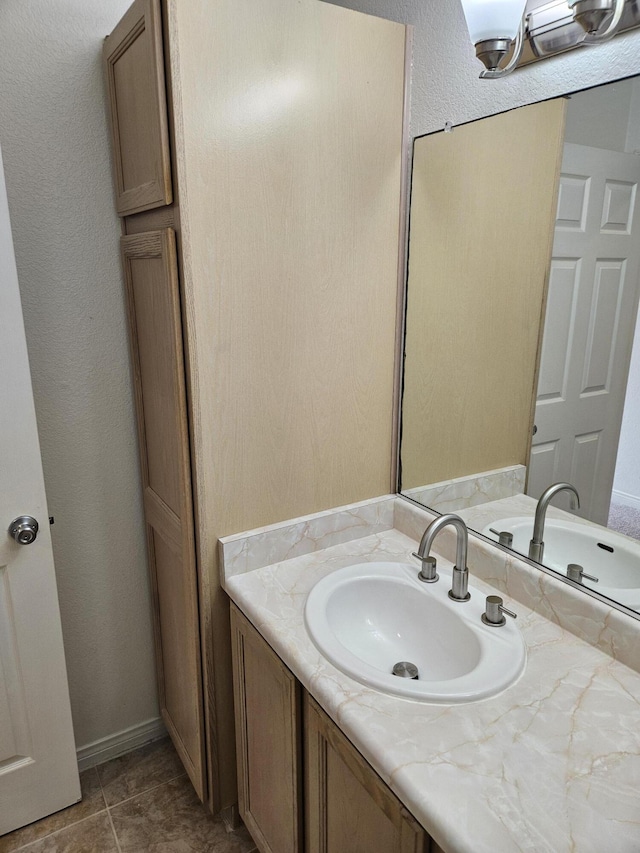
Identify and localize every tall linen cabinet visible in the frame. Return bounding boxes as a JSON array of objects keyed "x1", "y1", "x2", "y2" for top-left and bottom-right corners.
[{"x1": 104, "y1": 0, "x2": 409, "y2": 812}]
